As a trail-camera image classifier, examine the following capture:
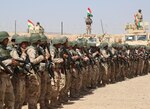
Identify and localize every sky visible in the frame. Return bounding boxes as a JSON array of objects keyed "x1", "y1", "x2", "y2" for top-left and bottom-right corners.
[{"x1": 0, "y1": 0, "x2": 150, "y2": 34}]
